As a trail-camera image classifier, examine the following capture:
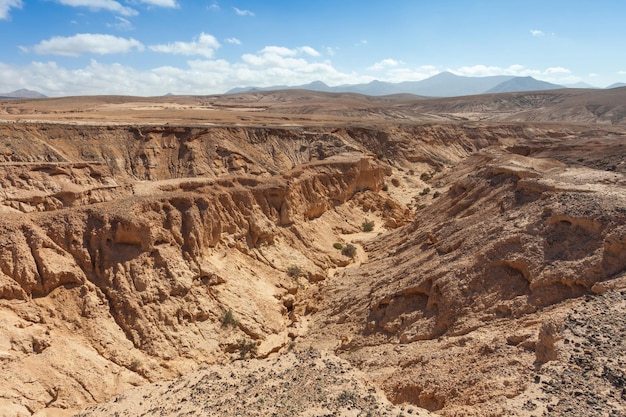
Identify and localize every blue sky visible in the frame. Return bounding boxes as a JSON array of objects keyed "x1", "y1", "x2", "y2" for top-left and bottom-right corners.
[{"x1": 1, "y1": 0, "x2": 625, "y2": 96}]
